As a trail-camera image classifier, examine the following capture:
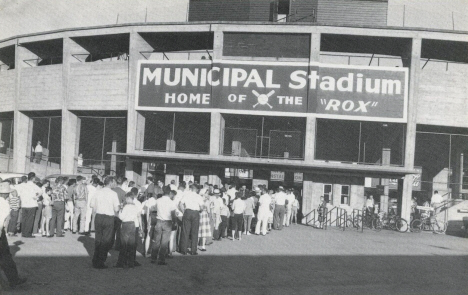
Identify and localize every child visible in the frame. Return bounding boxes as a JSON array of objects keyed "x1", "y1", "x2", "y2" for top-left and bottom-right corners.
[
  {"x1": 318, "y1": 196, "x2": 326, "y2": 229},
  {"x1": 216, "y1": 199, "x2": 229, "y2": 240},
  {"x1": 116, "y1": 193, "x2": 140, "y2": 268},
  {"x1": 41, "y1": 187, "x2": 53, "y2": 237}
]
